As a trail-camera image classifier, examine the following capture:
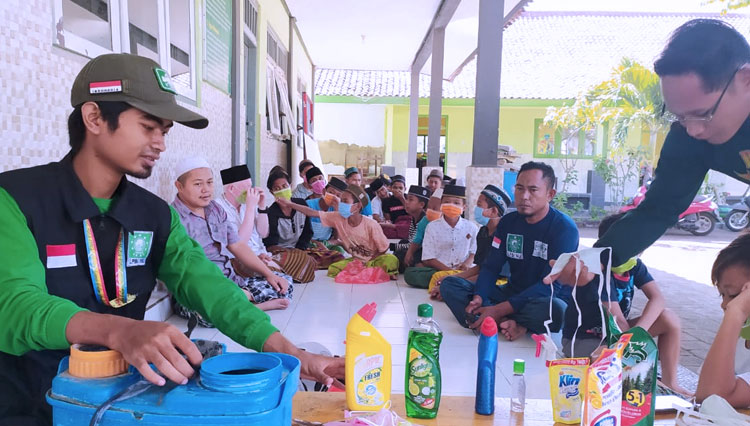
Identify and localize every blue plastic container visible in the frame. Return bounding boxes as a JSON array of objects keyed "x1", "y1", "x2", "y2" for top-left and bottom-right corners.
[
  {"x1": 475, "y1": 317, "x2": 498, "y2": 415},
  {"x1": 46, "y1": 351, "x2": 300, "y2": 425}
]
